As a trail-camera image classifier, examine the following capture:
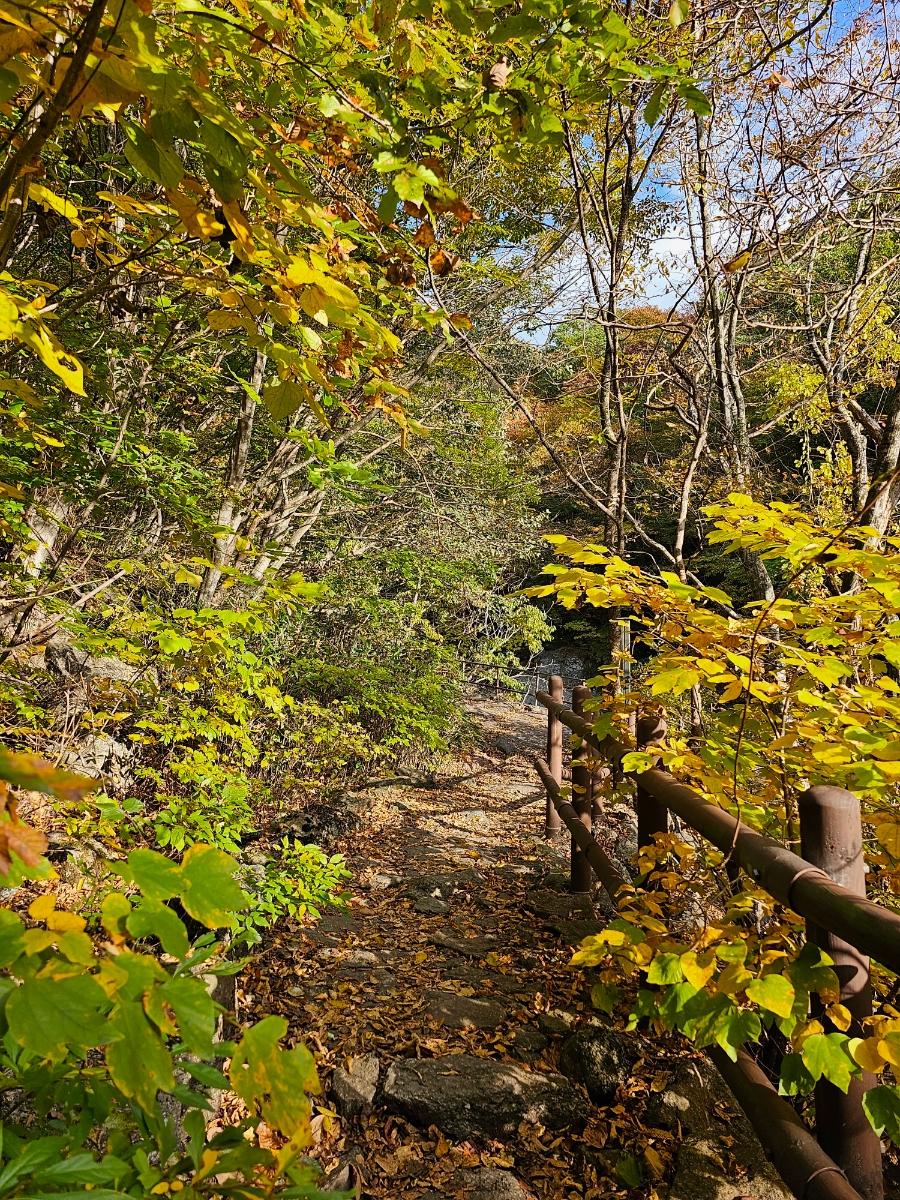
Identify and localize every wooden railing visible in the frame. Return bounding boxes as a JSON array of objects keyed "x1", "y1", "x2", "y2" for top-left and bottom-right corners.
[{"x1": 534, "y1": 675, "x2": 898, "y2": 1200}]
